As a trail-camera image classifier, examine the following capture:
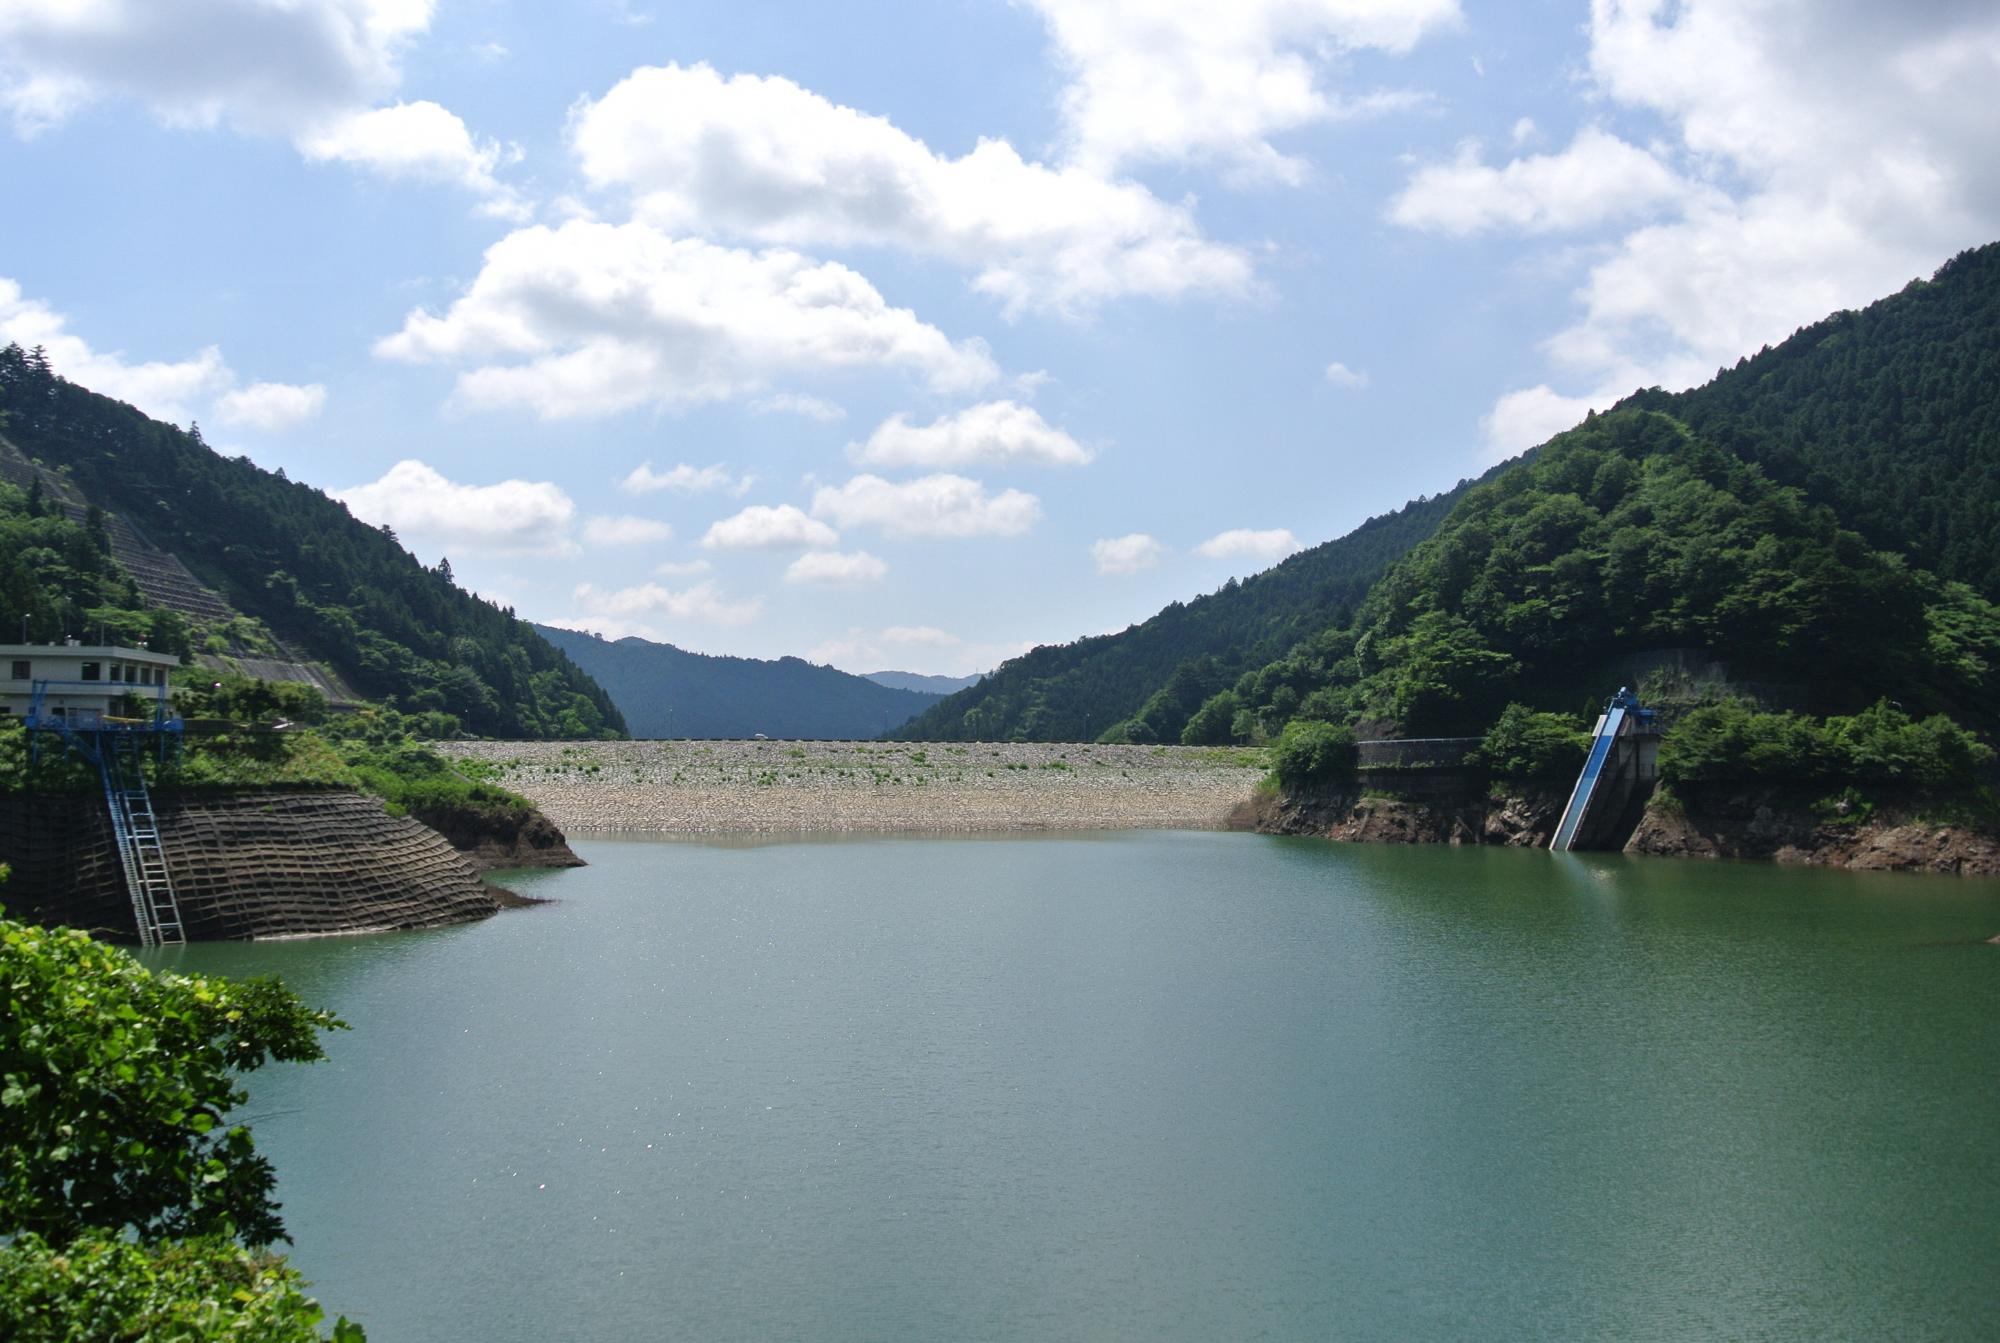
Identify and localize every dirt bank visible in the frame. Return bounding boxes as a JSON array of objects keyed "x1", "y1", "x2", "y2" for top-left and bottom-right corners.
[
  {"x1": 409, "y1": 800, "x2": 585, "y2": 871},
  {"x1": 433, "y1": 740, "x2": 1266, "y2": 834}
]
